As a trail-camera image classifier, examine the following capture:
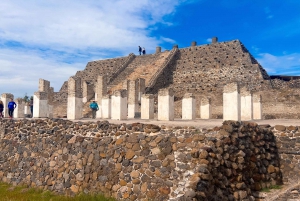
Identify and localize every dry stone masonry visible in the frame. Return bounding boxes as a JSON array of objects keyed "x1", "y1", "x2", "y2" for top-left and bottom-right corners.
[{"x1": 0, "y1": 119, "x2": 289, "y2": 200}]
